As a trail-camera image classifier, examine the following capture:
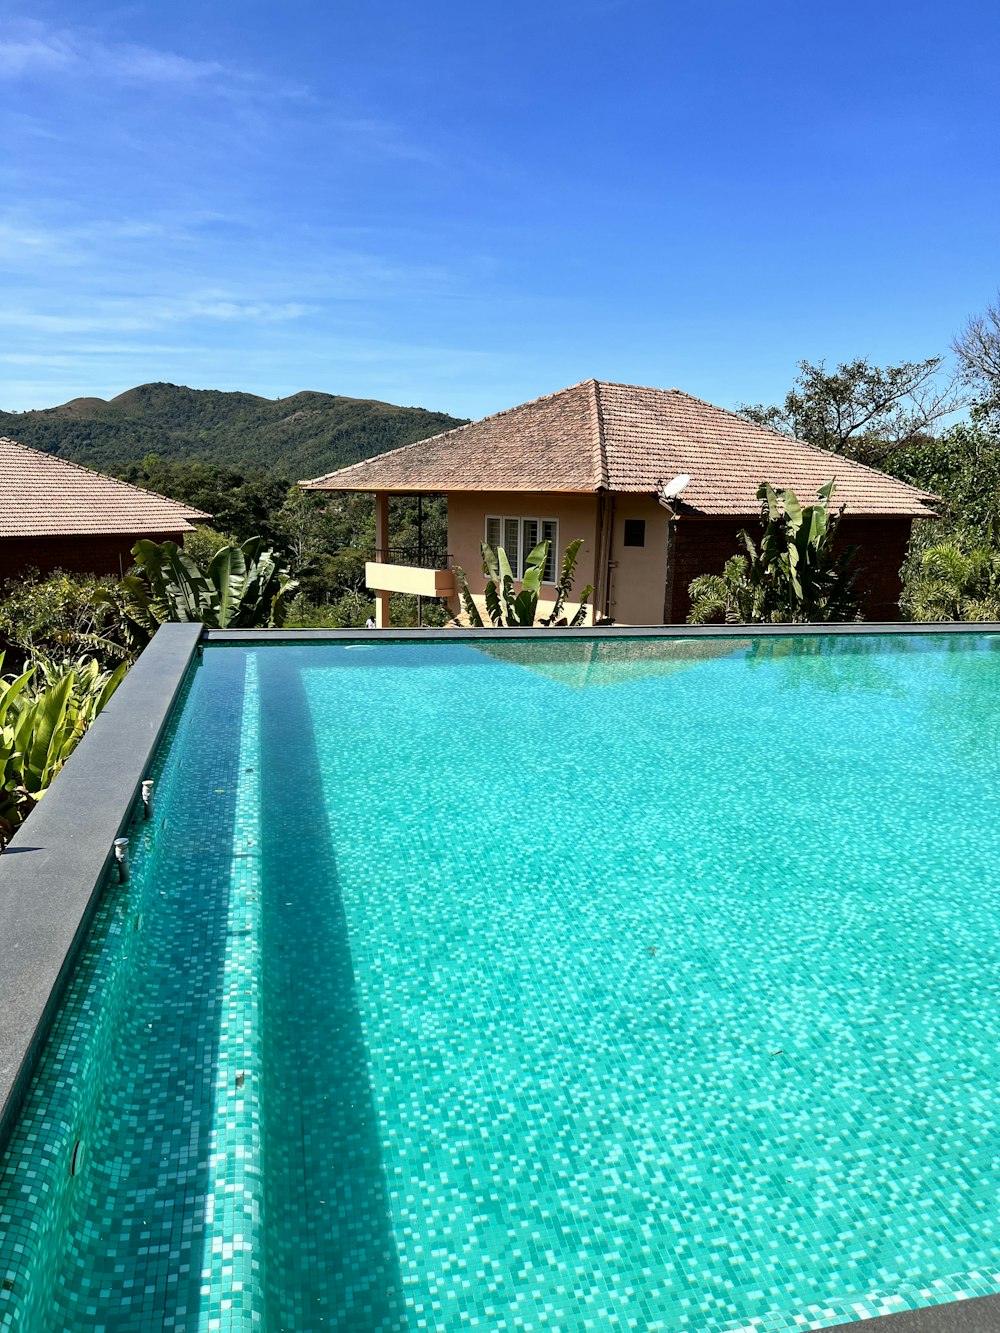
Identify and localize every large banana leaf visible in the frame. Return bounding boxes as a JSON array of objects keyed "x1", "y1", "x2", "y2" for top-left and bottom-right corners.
[
  {"x1": 207, "y1": 542, "x2": 250, "y2": 628},
  {"x1": 132, "y1": 539, "x2": 213, "y2": 623},
  {"x1": 452, "y1": 566, "x2": 485, "y2": 627},
  {"x1": 128, "y1": 537, "x2": 296, "y2": 630}
]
